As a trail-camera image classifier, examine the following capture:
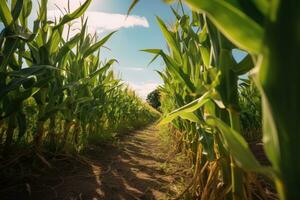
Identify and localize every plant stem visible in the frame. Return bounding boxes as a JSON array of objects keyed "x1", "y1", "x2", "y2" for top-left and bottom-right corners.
[{"x1": 229, "y1": 108, "x2": 244, "y2": 200}]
